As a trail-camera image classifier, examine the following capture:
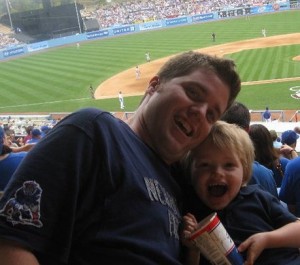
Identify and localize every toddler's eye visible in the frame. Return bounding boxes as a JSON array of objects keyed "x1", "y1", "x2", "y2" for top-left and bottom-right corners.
[
  {"x1": 197, "y1": 162, "x2": 209, "y2": 168},
  {"x1": 225, "y1": 163, "x2": 235, "y2": 169}
]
